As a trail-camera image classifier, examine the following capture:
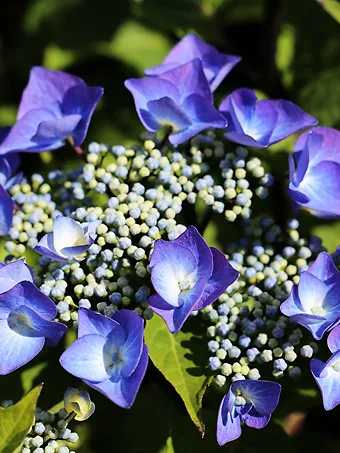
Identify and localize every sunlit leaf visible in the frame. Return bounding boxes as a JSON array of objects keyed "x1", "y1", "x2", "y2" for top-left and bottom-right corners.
[
  {"x1": 0, "y1": 385, "x2": 43, "y2": 453},
  {"x1": 145, "y1": 315, "x2": 212, "y2": 434}
]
